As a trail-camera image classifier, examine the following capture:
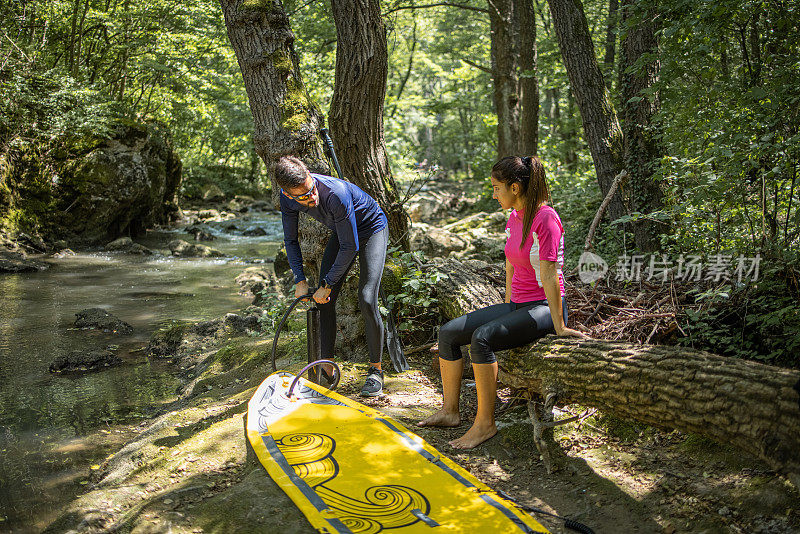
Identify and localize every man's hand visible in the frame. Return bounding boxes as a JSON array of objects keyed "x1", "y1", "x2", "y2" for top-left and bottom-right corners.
[
  {"x1": 295, "y1": 280, "x2": 310, "y2": 299},
  {"x1": 313, "y1": 286, "x2": 331, "y2": 304}
]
